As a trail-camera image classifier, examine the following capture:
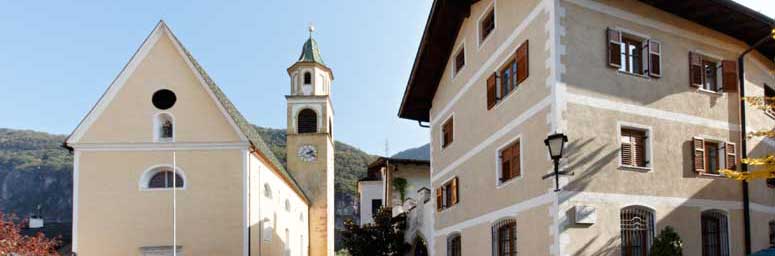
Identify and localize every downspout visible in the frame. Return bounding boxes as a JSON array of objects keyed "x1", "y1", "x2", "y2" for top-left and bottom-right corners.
[{"x1": 736, "y1": 31, "x2": 773, "y2": 255}]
